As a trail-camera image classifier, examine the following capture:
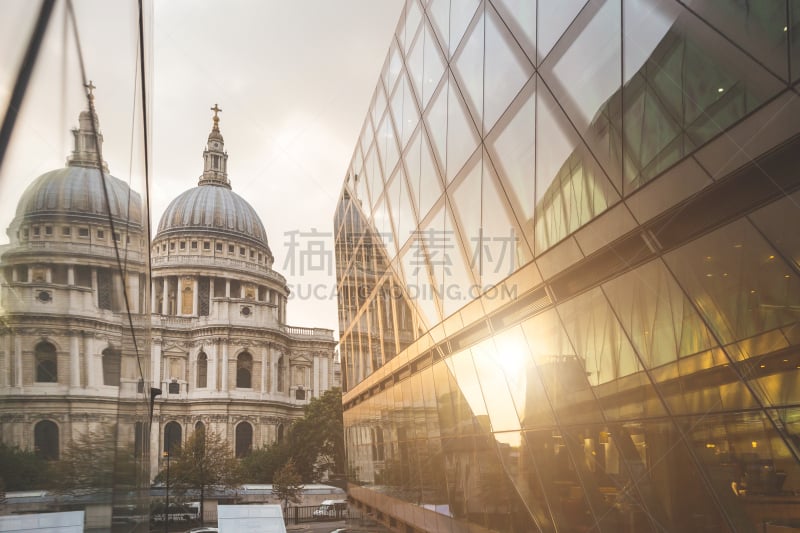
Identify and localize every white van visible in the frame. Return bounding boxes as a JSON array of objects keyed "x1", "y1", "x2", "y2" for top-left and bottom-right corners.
[{"x1": 312, "y1": 499, "x2": 348, "y2": 518}]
